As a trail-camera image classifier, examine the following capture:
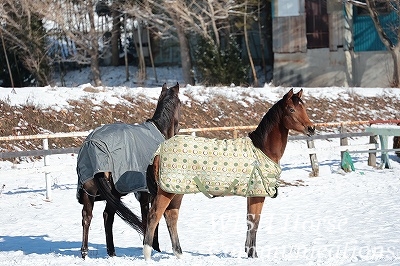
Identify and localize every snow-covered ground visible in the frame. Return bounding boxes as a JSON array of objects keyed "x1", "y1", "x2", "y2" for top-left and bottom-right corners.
[
  {"x1": 1, "y1": 139, "x2": 399, "y2": 266},
  {"x1": 0, "y1": 67, "x2": 400, "y2": 265}
]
